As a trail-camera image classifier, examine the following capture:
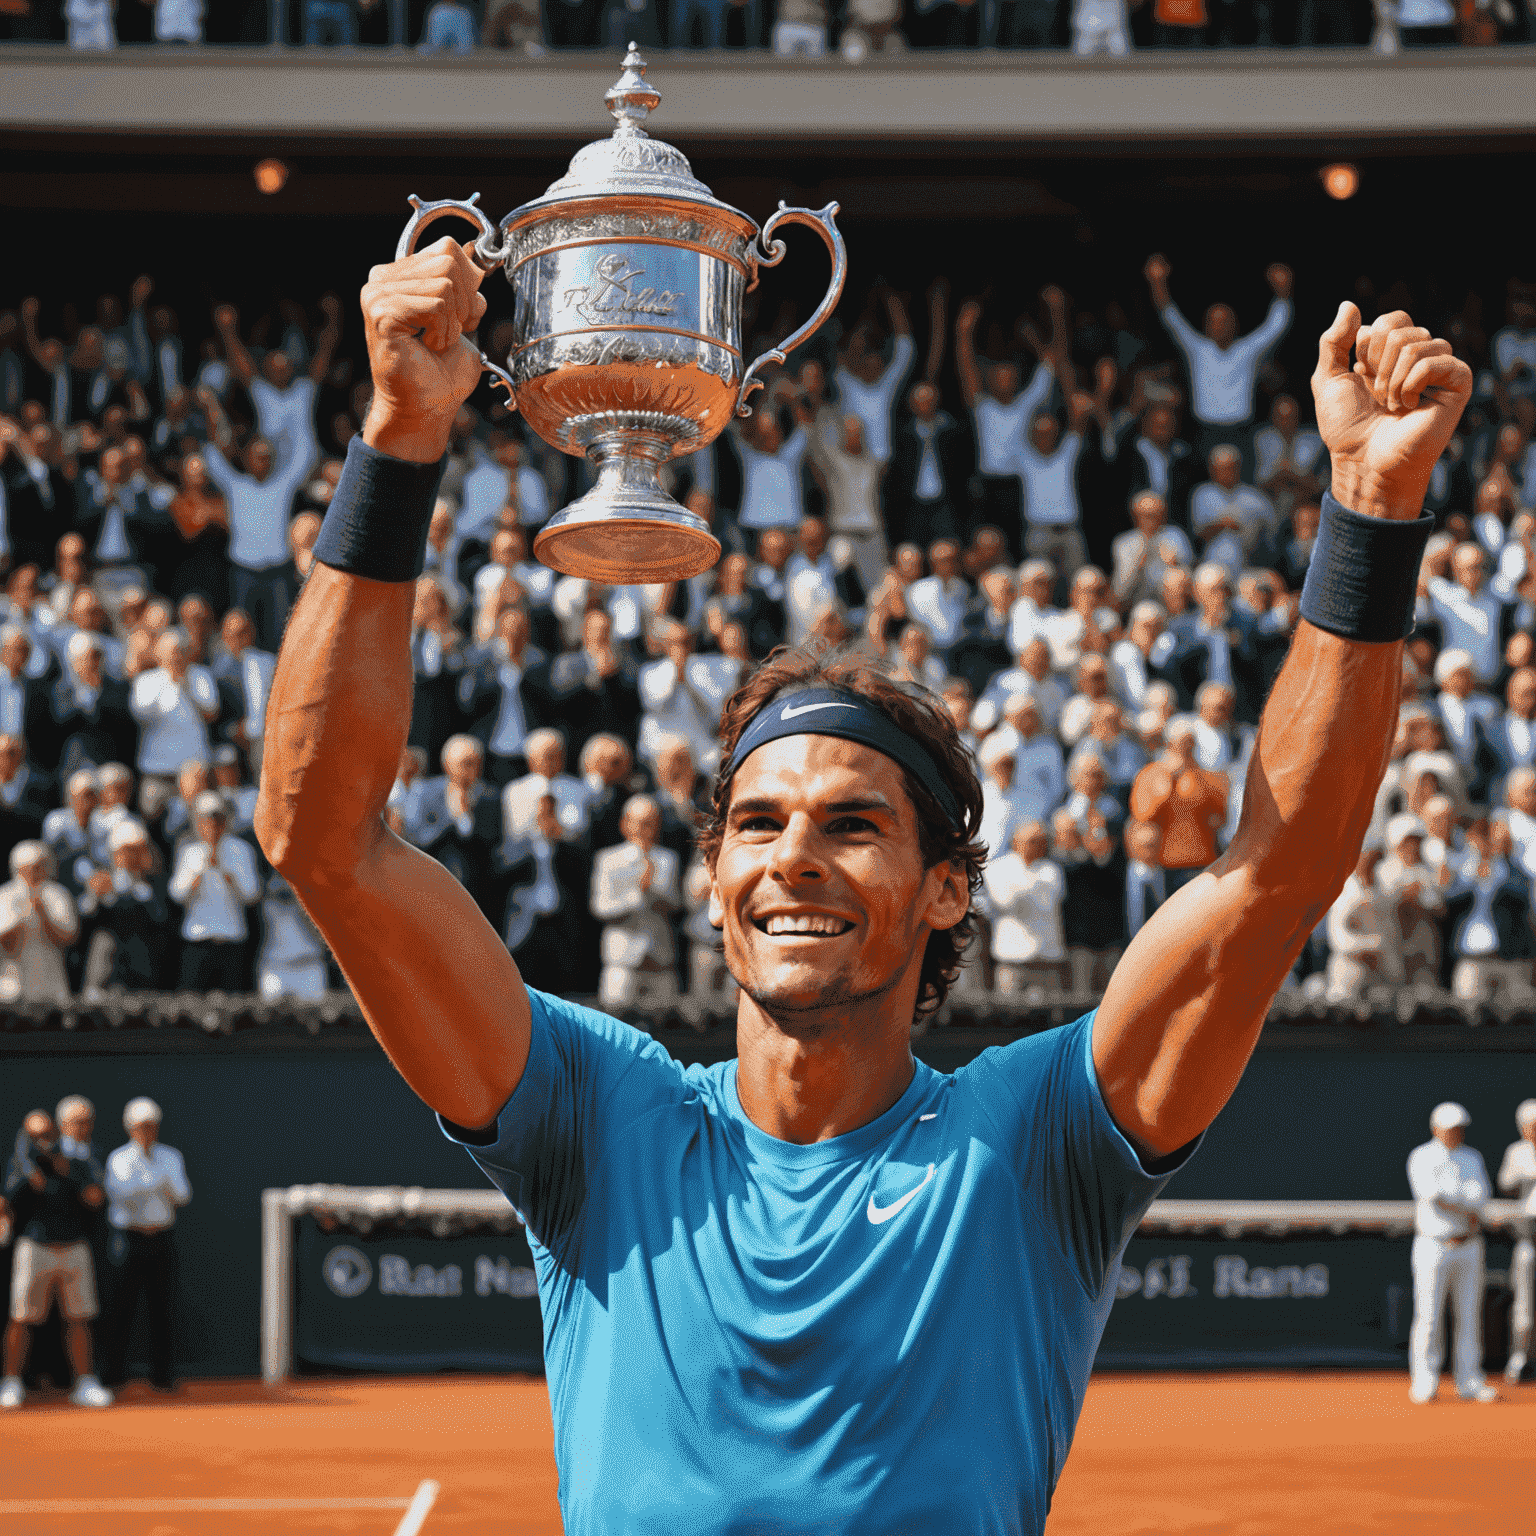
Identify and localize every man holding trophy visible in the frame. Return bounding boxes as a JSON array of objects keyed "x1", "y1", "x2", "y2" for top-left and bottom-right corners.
[{"x1": 254, "y1": 49, "x2": 1470, "y2": 1536}]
